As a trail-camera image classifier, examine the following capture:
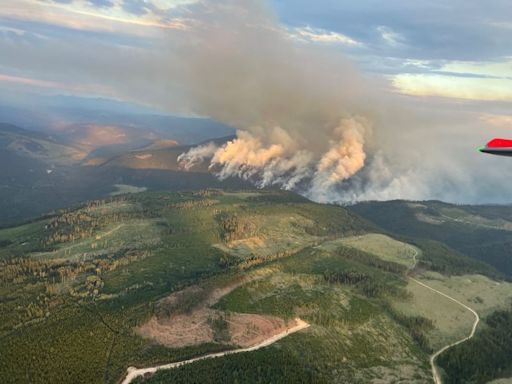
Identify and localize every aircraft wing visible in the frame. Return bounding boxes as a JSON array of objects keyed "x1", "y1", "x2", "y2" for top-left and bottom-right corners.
[{"x1": 479, "y1": 138, "x2": 512, "y2": 157}]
